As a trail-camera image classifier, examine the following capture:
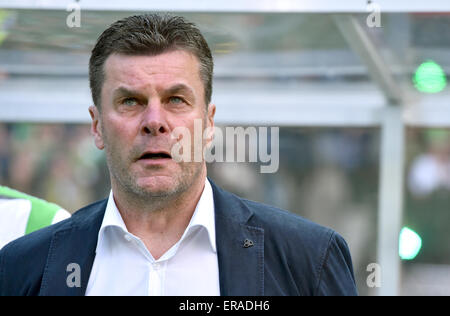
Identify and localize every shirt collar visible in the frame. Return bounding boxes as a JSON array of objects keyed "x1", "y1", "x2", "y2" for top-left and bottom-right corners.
[
  {"x1": 186, "y1": 178, "x2": 216, "y2": 252},
  {"x1": 97, "y1": 178, "x2": 216, "y2": 253}
]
